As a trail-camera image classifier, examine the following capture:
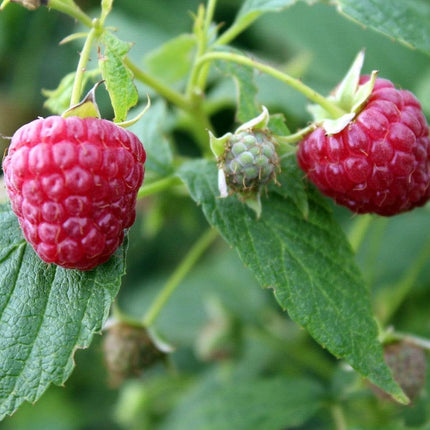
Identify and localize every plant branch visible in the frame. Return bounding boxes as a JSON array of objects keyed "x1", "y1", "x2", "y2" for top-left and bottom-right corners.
[
  {"x1": 348, "y1": 214, "x2": 373, "y2": 252},
  {"x1": 143, "y1": 228, "x2": 219, "y2": 327},
  {"x1": 124, "y1": 58, "x2": 191, "y2": 111},
  {"x1": 377, "y1": 236, "x2": 430, "y2": 325},
  {"x1": 196, "y1": 51, "x2": 346, "y2": 118},
  {"x1": 276, "y1": 124, "x2": 316, "y2": 145},
  {"x1": 137, "y1": 176, "x2": 183, "y2": 200},
  {"x1": 214, "y1": 15, "x2": 255, "y2": 47},
  {"x1": 125, "y1": 59, "x2": 214, "y2": 157},
  {"x1": 204, "y1": 0, "x2": 217, "y2": 36},
  {"x1": 69, "y1": 27, "x2": 97, "y2": 107},
  {"x1": 331, "y1": 405, "x2": 347, "y2": 430}
]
